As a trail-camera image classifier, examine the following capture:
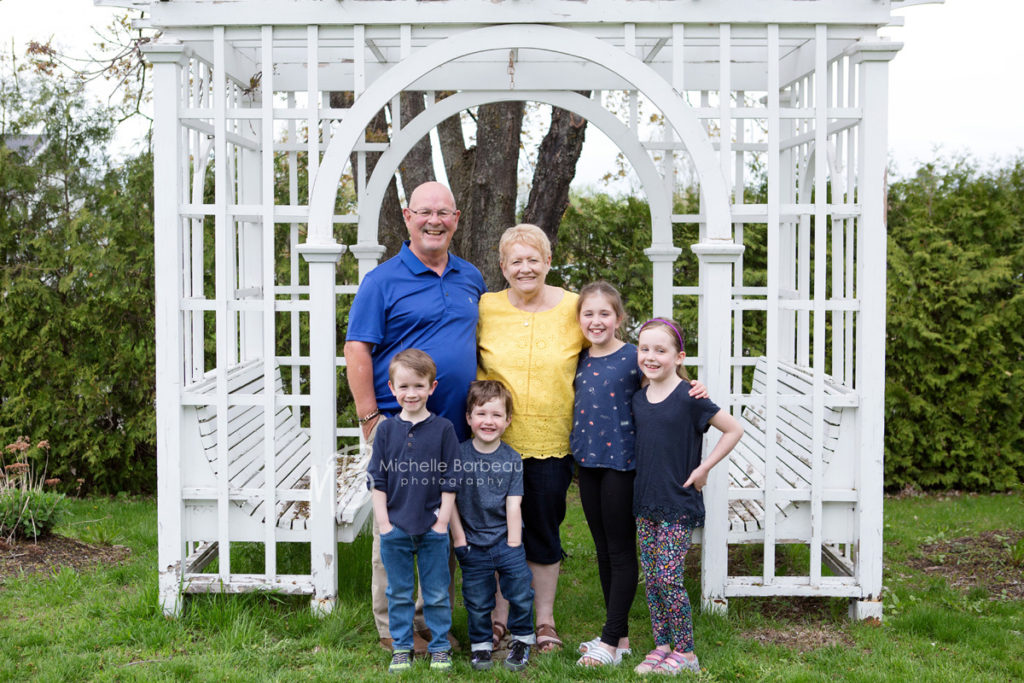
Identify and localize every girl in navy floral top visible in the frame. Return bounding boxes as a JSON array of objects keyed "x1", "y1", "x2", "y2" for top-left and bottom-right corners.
[{"x1": 571, "y1": 282, "x2": 706, "y2": 668}]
